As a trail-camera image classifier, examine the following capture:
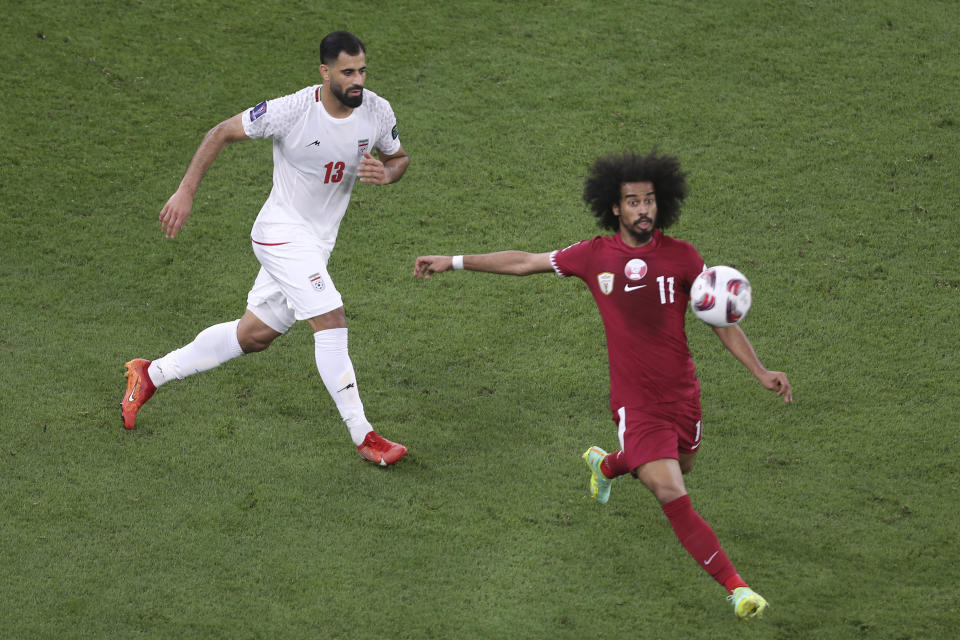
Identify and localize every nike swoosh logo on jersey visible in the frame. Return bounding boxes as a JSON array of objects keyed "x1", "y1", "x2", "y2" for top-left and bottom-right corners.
[{"x1": 624, "y1": 284, "x2": 646, "y2": 292}]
